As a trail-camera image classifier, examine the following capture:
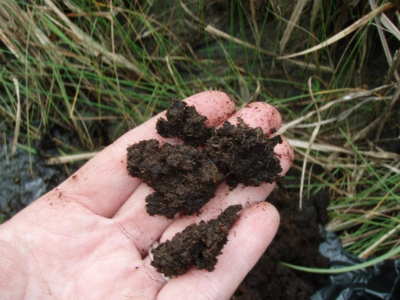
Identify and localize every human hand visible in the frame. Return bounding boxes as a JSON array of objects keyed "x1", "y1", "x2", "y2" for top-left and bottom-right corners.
[{"x1": 0, "y1": 91, "x2": 293, "y2": 300}]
